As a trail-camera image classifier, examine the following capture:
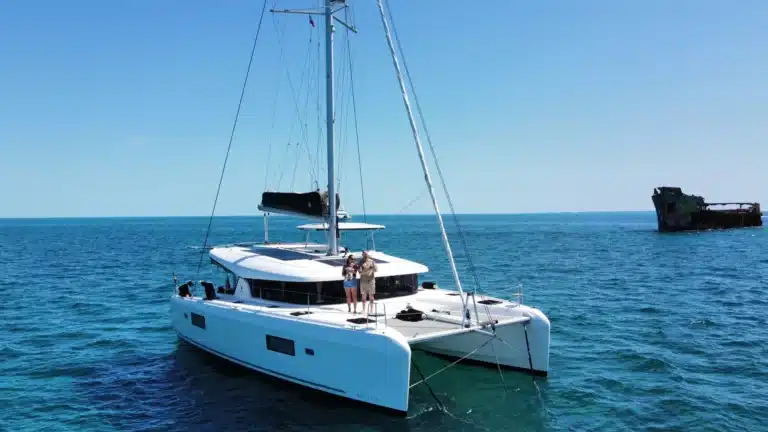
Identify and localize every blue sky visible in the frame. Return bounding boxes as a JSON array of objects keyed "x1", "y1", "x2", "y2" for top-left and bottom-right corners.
[{"x1": 1, "y1": 0, "x2": 766, "y2": 218}]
